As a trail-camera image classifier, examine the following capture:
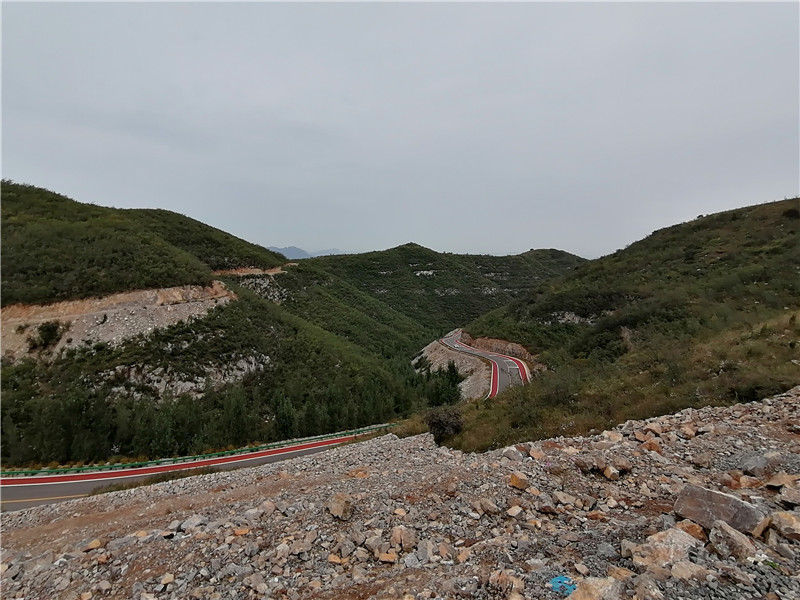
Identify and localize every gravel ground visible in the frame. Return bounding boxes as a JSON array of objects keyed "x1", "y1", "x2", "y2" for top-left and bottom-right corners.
[{"x1": 2, "y1": 387, "x2": 798, "y2": 600}]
